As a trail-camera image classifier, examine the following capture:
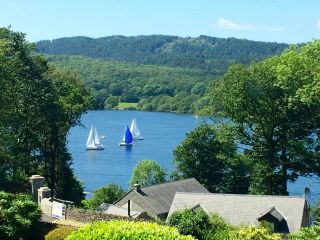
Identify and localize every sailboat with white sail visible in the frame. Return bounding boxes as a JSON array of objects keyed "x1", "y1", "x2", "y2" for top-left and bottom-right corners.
[
  {"x1": 86, "y1": 125, "x2": 104, "y2": 150},
  {"x1": 130, "y1": 118, "x2": 144, "y2": 140}
]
